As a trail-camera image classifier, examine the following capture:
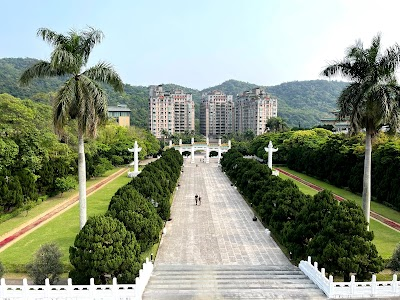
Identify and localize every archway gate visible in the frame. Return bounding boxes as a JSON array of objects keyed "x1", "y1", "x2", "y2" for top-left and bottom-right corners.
[{"x1": 169, "y1": 138, "x2": 231, "y2": 164}]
